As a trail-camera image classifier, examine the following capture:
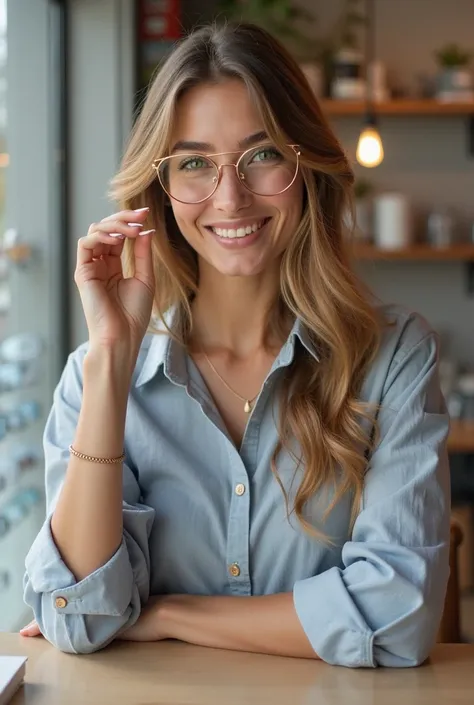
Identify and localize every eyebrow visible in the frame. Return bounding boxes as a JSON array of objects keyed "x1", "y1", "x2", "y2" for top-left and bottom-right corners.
[{"x1": 170, "y1": 130, "x2": 269, "y2": 153}]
